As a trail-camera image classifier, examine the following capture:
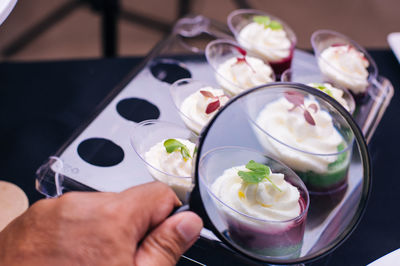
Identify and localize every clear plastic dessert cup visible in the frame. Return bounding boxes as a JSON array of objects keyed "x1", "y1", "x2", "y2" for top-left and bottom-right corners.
[
  {"x1": 169, "y1": 78, "x2": 230, "y2": 135},
  {"x1": 205, "y1": 39, "x2": 275, "y2": 96},
  {"x1": 198, "y1": 146, "x2": 309, "y2": 259},
  {"x1": 243, "y1": 83, "x2": 355, "y2": 193},
  {"x1": 281, "y1": 69, "x2": 356, "y2": 114},
  {"x1": 311, "y1": 30, "x2": 378, "y2": 101},
  {"x1": 130, "y1": 120, "x2": 198, "y2": 203},
  {"x1": 228, "y1": 9, "x2": 297, "y2": 76}
]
